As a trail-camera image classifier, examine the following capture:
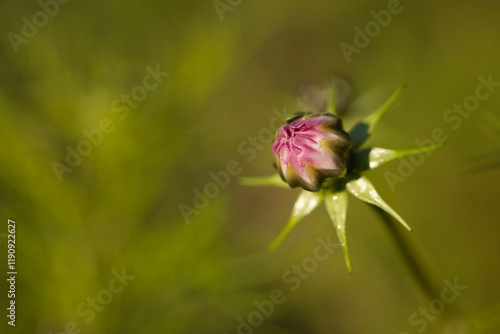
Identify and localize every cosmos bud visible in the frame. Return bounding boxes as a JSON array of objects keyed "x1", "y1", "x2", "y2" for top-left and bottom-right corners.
[{"x1": 272, "y1": 112, "x2": 352, "y2": 191}]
